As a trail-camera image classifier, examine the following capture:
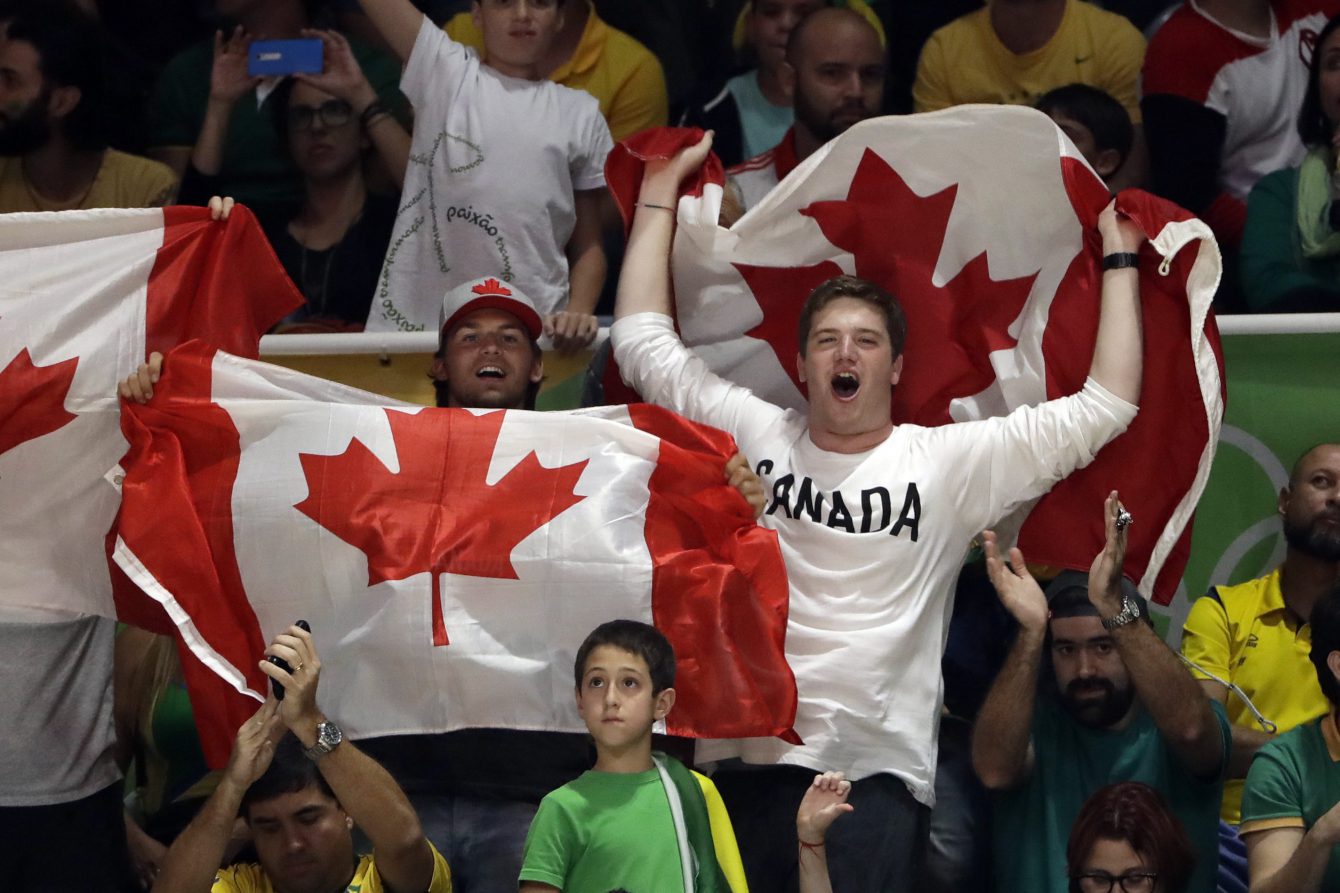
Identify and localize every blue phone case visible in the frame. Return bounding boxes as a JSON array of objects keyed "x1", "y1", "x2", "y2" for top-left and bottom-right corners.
[{"x1": 248, "y1": 39, "x2": 323, "y2": 77}]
